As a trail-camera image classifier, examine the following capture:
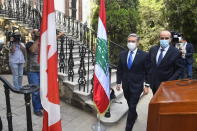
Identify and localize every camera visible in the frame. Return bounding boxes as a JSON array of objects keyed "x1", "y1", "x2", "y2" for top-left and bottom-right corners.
[
  {"x1": 171, "y1": 31, "x2": 182, "y2": 45},
  {"x1": 7, "y1": 32, "x2": 21, "y2": 42},
  {"x1": 12, "y1": 32, "x2": 21, "y2": 41}
]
